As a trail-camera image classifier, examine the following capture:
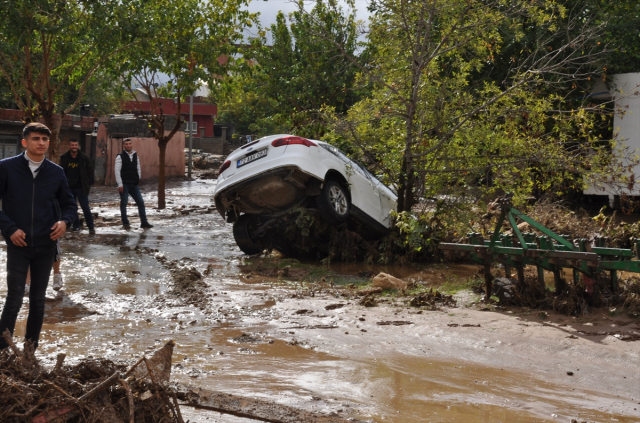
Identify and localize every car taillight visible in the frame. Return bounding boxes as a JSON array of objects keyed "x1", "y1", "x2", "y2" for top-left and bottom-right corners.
[
  {"x1": 271, "y1": 136, "x2": 317, "y2": 148},
  {"x1": 218, "y1": 160, "x2": 230, "y2": 176}
]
